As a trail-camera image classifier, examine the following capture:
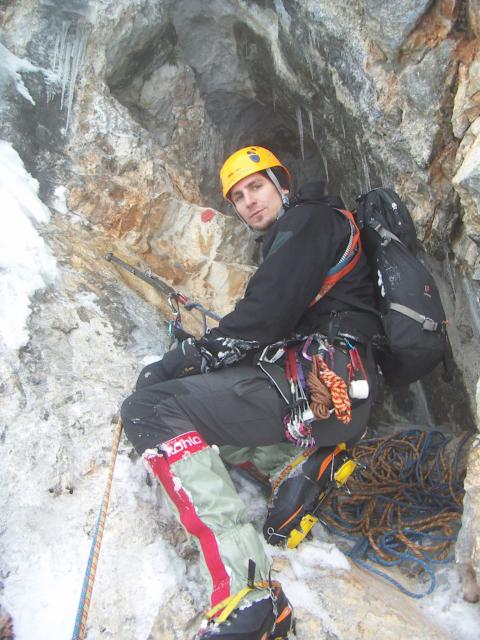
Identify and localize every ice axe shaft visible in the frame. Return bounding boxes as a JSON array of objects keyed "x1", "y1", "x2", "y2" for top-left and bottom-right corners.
[{"x1": 105, "y1": 252, "x2": 221, "y2": 322}]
